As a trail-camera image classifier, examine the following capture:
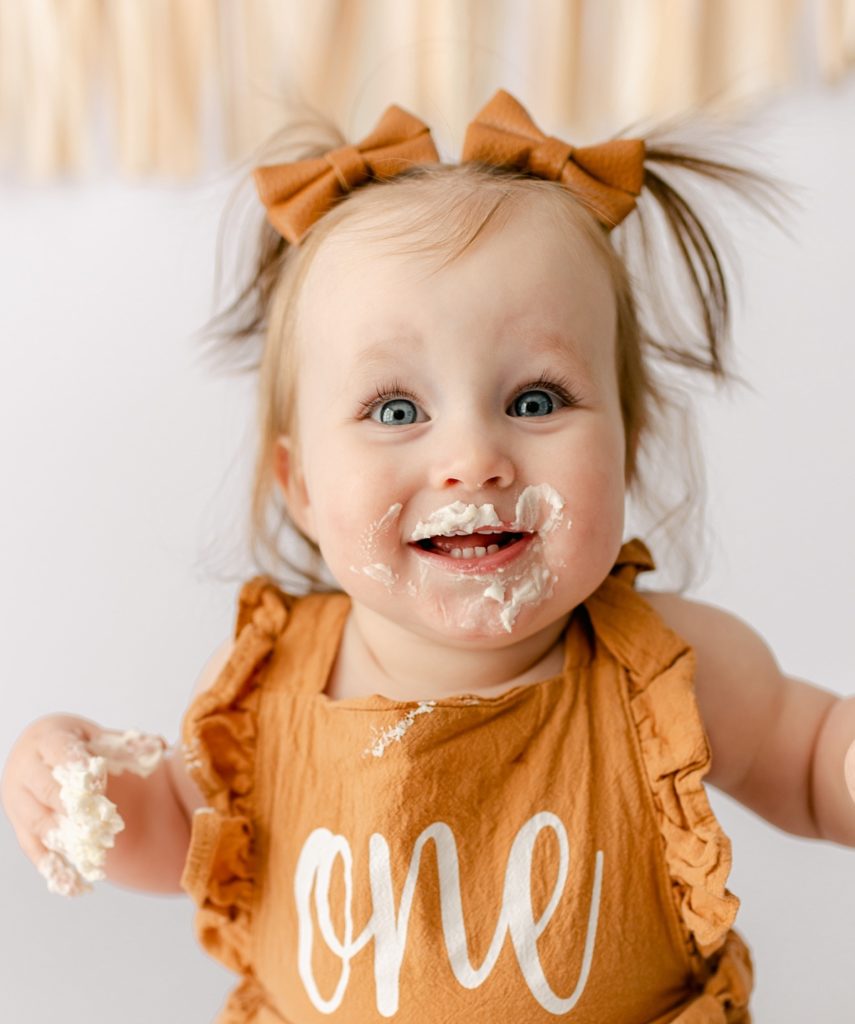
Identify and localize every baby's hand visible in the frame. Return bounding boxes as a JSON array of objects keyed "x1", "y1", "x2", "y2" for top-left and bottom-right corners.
[{"x1": 0, "y1": 715, "x2": 165, "y2": 896}]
